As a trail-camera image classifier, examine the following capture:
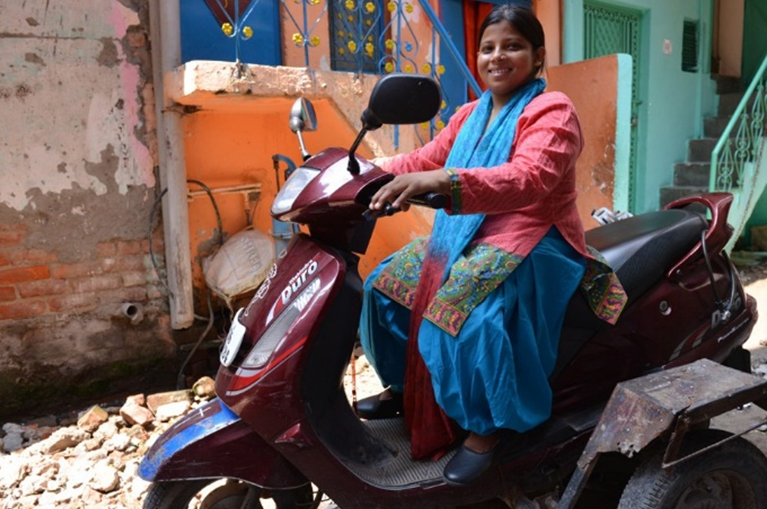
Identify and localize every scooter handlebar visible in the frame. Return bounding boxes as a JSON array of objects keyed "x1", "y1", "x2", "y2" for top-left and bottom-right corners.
[
  {"x1": 407, "y1": 192, "x2": 448, "y2": 209},
  {"x1": 361, "y1": 192, "x2": 448, "y2": 221}
]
